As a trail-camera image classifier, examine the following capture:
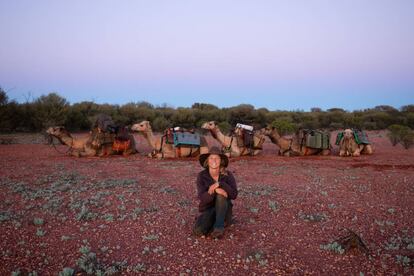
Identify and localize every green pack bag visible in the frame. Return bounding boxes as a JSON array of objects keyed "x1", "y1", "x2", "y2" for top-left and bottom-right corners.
[
  {"x1": 352, "y1": 129, "x2": 370, "y2": 145},
  {"x1": 335, "y1": 132, "x2": 344, "y2": 145},
  {"x1": 305, "y1": 130, "x2": 330, "y2": 149},
  {"x1": 173, "y1": 132, "x2": 201, "y2": 147}
]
